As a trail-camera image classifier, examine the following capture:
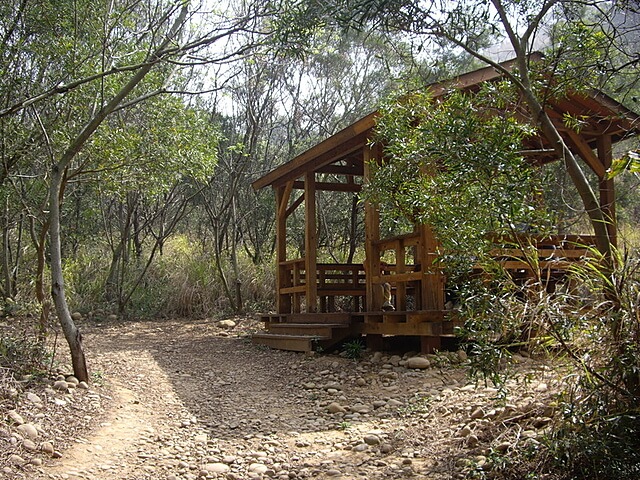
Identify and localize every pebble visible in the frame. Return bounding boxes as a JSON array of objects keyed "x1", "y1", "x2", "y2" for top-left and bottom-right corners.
[
  {"x1": 22, "y1": 438, "x2": 38, "y2": 451},
  {"x1": 53, "y1": 380, "x2": 69, "y2": 391},
  {"x1": 406, "y1": 356, "x2": 430, "y2": 369},
  {"x1": 328, "y1": 402, "x2": 346, "y2": 414},
  {"x1": 470, "y1": 408, "x2": 485, "y2": 420},
  {"x1": 41, "y1": 442, "x2": 55, "y2": 455},
  {"x1": 8, "y1": 410, "x2": 25, "y2": 425},
  {"x1": 26, "y1": 392, "x2": 43, "y2": 404},
  {"x1": 8, "y1": 454, "x2": 25, "y2": 465},
  {"x1": 363, "y1": 435, "x2": 381, "y2": 445},
  {"x1": 248, "y1": 463, "x2": 269, "y2": 474},
  {"x1": 203, "y1": 462, "x2": 229, "y2": 473},
  {"x1": 218, "y1": 319, "x2": 236, "y2": 329},
  {"x1": 17, "y1": 423, "x2": 38, "y2": 439}
]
